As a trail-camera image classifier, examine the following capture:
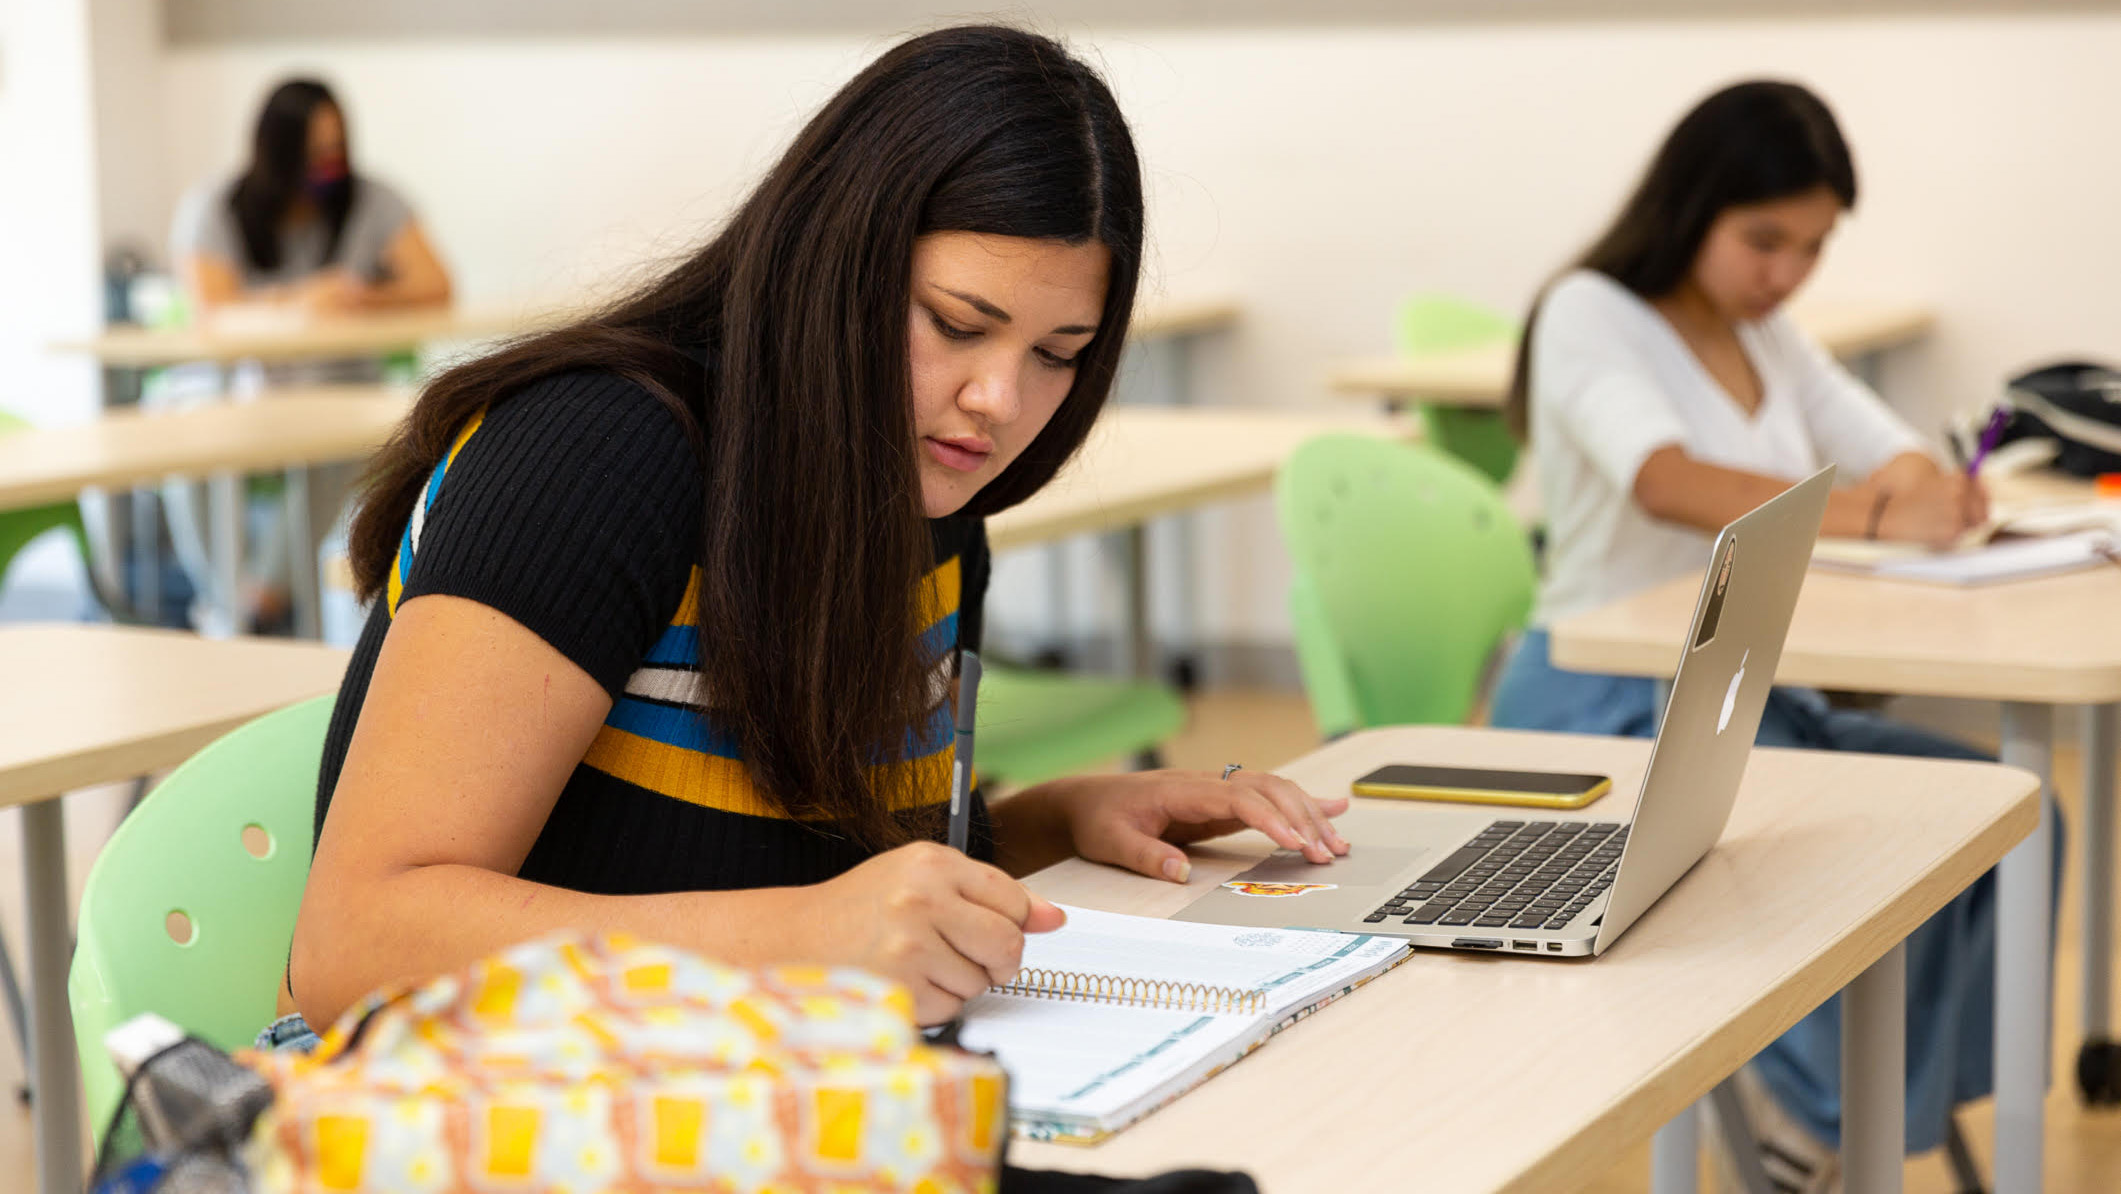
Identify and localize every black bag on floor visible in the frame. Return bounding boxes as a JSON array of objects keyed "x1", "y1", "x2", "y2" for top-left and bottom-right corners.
[
  {"x1": 2001, "y1": 361, "x2": 2121, "y2": 477},
  {"x1": 1002, "y1": 1166, "x2": 1260, "y2": 1193}
]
